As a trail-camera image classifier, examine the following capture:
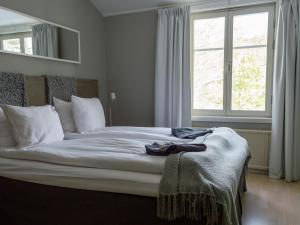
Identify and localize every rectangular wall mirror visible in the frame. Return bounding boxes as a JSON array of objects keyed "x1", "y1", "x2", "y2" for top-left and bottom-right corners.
[{"x1": 0, "y1": 6, "x2": 81, "y2": 64}]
